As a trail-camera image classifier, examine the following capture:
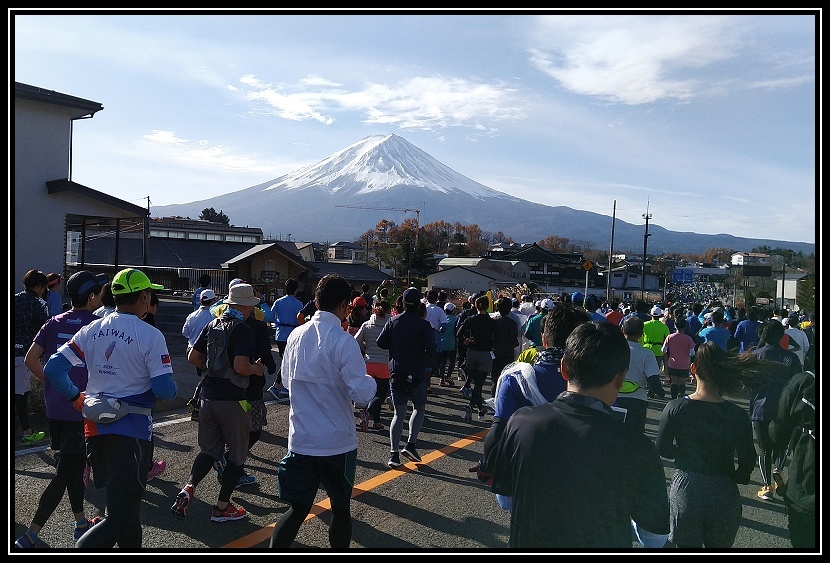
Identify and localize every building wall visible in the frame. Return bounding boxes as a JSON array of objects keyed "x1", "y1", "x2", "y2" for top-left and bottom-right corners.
[
  {"x1": 427, "y1": 269, "x2": 497, "y2": 295},
  {"x1": 14, "y1": 93, "x2": 145, "y2": 288},
  {"x1": 14, "y1": 99, "x2": 74, "y2": 287}
]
